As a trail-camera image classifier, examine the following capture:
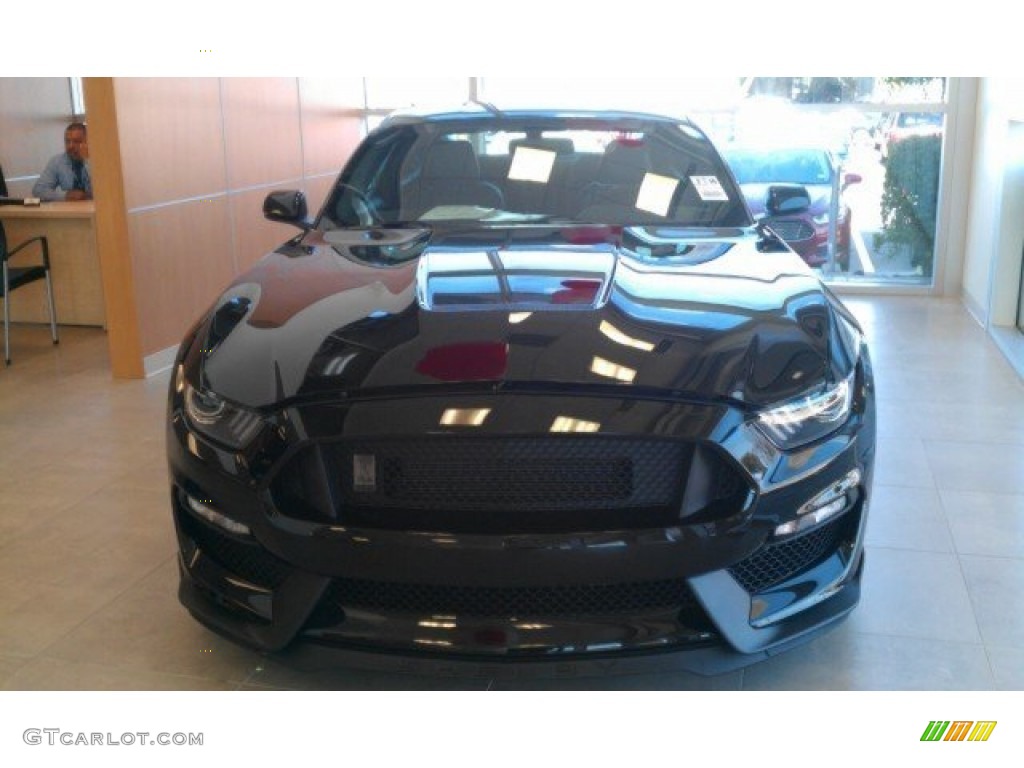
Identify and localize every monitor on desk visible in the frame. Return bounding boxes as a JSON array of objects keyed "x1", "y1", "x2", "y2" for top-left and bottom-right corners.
[{"x1": 0, "y1": 166, "x2": 42, "y2": 205}]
